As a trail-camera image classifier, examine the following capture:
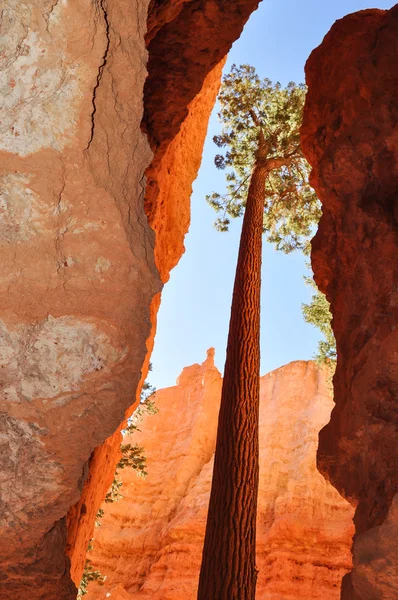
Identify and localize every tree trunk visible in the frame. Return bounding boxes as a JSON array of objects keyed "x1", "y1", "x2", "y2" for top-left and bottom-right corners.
[{"x1": 197, "y1": 157, "x2": 268, "y2": 600}]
